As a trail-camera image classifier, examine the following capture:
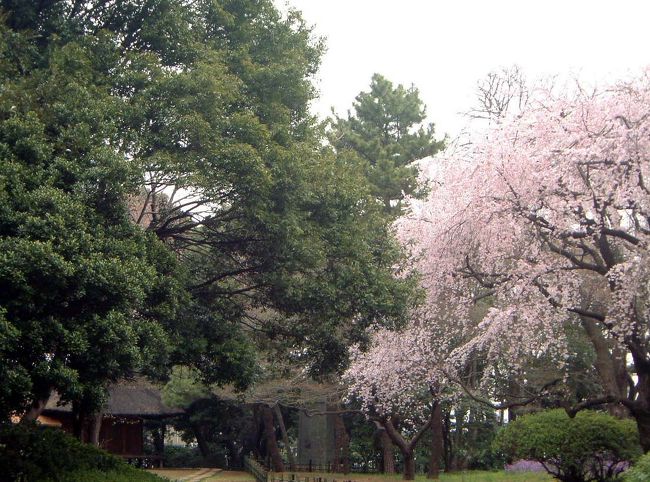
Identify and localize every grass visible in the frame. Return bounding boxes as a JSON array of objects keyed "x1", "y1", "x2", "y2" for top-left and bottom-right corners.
[
  {"x1": 150, "y1": 468, "x2": 207, "y2": 479},
  {"x1": 150, "y1": 469, "x2": 256, "y2": 482},
  {"x1": 269, "y1": 471, "x2": 554, "y2": 482},
  {"x1": 46, "y1": 466, "x2": 168, "y2": 481},
  {"x1": 149, "y1": 469, "x2": 553, "y2": 482},
  {"x1": 203, "y1": 470, "x2": 257, "y2": 481}
]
